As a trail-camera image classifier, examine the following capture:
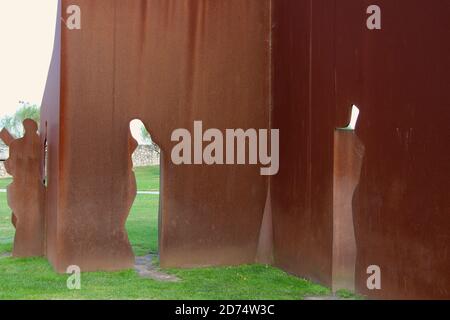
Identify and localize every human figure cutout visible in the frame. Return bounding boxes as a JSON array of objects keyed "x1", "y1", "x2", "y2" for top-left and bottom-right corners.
[
  {"x1": 126, "y1": 129, "x2": 138, "y2": 225},
  {"x1": 110, "y1": 127, "x2": 138, "y2": 266},
  {"x1": 117, "y1": 128, "x2": 138, "y2": 238},
  {"x1": 0, "y1": 119, "x2": 45, "y2": 257}
]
